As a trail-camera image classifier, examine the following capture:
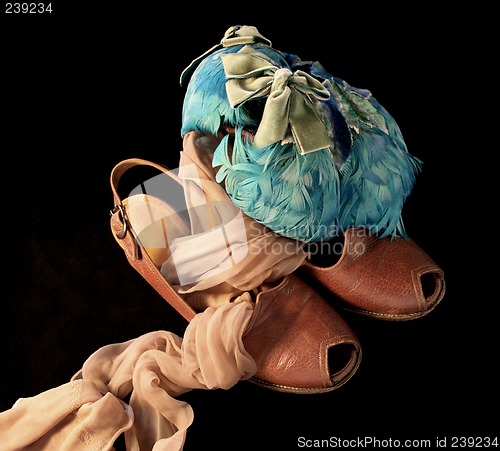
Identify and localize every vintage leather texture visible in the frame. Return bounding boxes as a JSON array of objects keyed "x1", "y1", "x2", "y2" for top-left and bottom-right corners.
[
  {"x1": 298, "y1": 227, "x2": 446, "y2": 320},
  {"x1": 243, "y1": 274, "x2": 361, "y2": 393}
]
